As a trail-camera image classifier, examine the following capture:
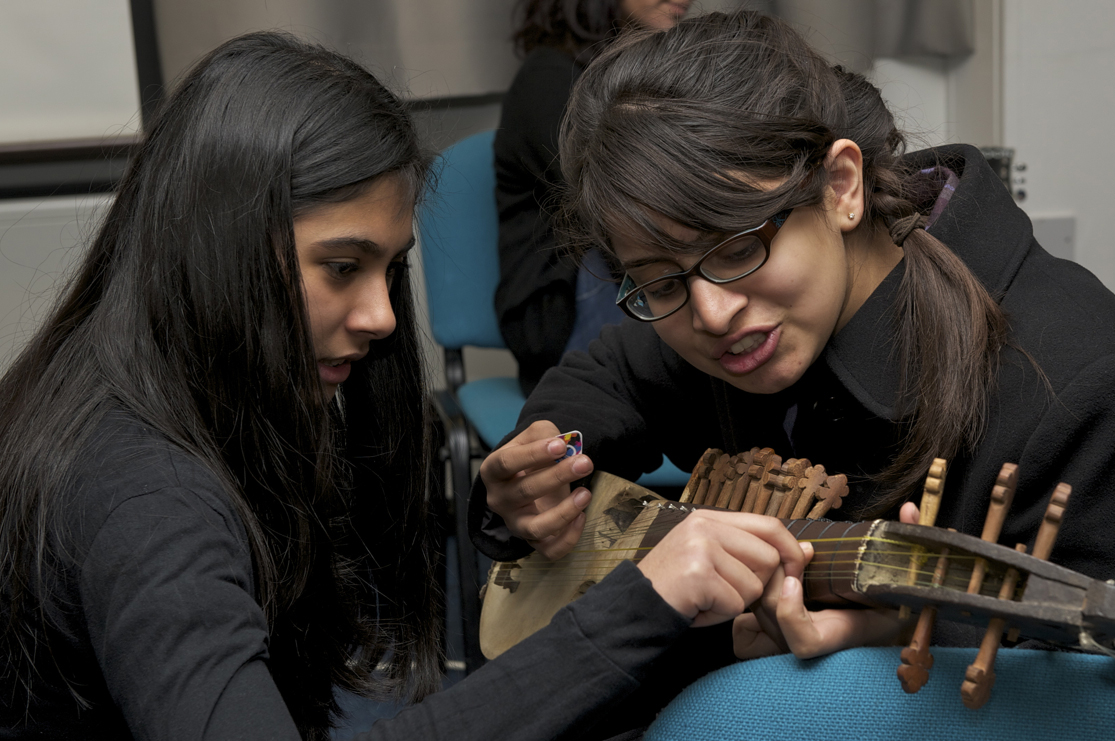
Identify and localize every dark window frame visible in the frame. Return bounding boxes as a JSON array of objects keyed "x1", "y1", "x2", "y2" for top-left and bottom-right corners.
[{"x1": 0, "y1": 0, "x2": 161, "y2": 199}]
